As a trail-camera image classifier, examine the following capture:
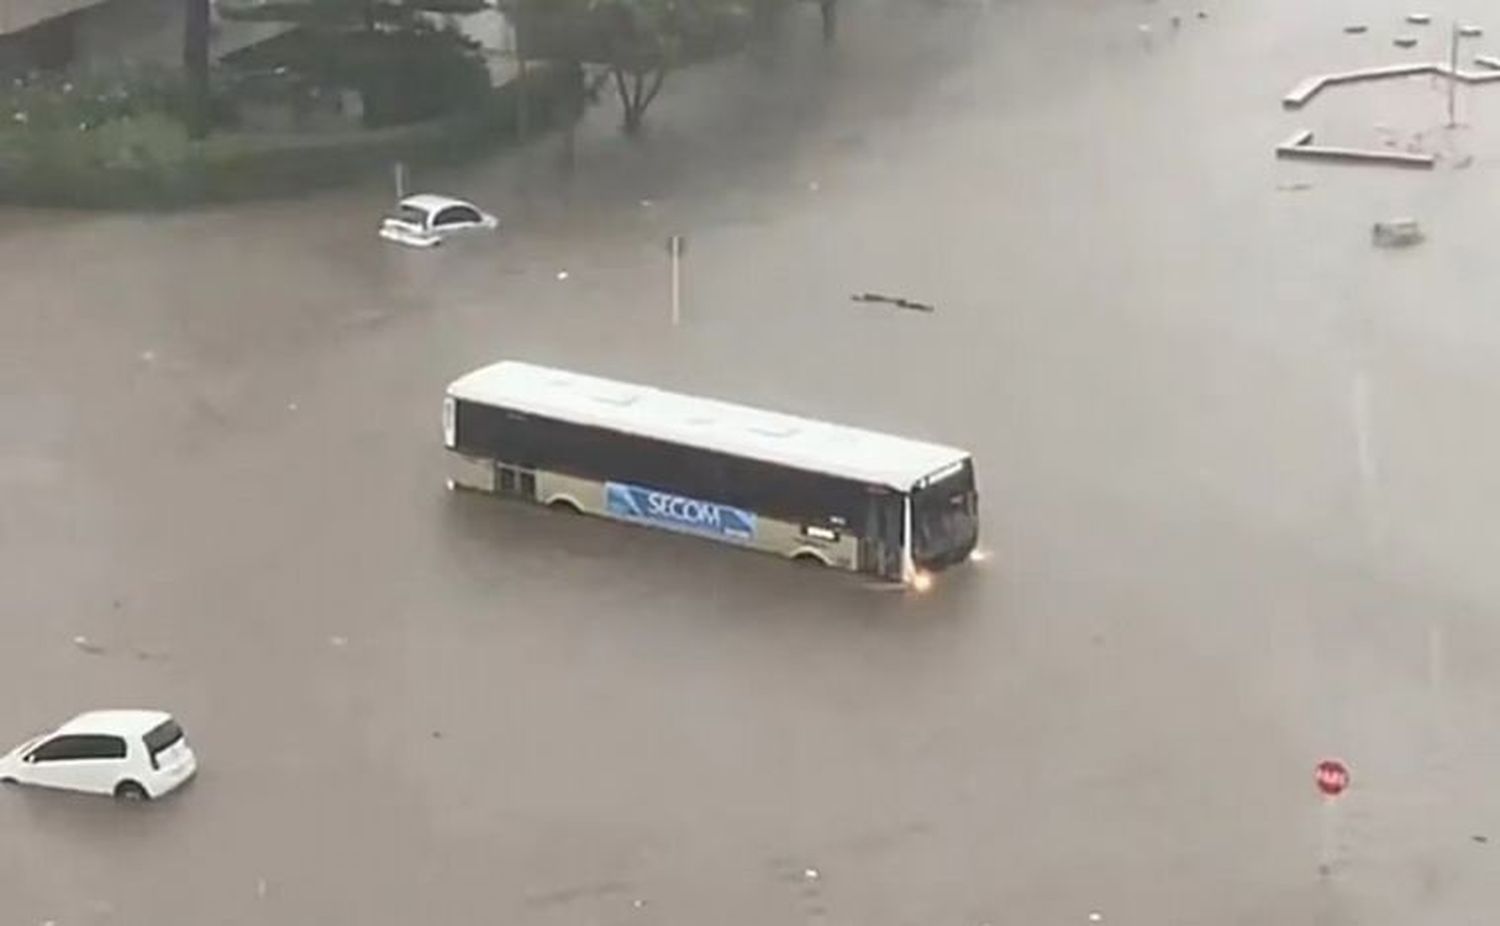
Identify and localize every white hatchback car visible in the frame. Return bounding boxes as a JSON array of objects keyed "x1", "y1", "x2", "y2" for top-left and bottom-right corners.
[
  {"x1": 0, "y1": 710, "x2": 197, "y2": 801},
  {"x1": 379, "y1": 194, "x2": 499, "y2": 248}
]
